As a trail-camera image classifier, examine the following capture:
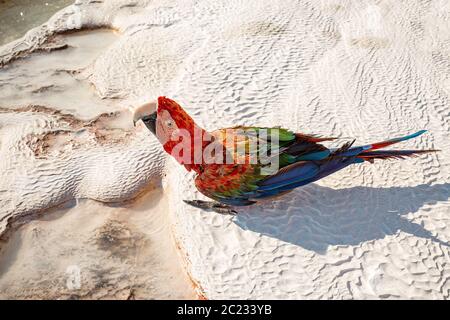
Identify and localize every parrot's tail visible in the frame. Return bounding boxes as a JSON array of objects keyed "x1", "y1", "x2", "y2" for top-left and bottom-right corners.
[
  {"x1": 358, "y1": 149, "x2": 438, "y2": 163},
  {"x1": 357, "y1": 130, "x2": 438, "y2": 163}
]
